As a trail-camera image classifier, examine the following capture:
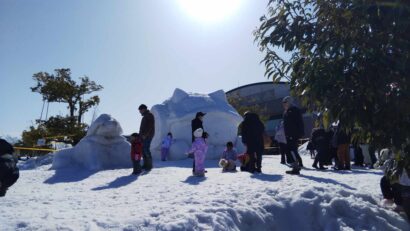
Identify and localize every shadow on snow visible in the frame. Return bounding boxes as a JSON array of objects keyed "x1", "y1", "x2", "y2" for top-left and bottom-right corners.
[
  {"x1": 299, "y1": 174, "x2": 356, "y2": 190},
  {"x1": 44, "y1": 168, "x2": 97, "y2": 184},
  {"x1": 181, "y1": 175, "x2": 207, "y2": 185},
  {"x1": 92, "y1": 175, "x2": 139, "y2": 191}
]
